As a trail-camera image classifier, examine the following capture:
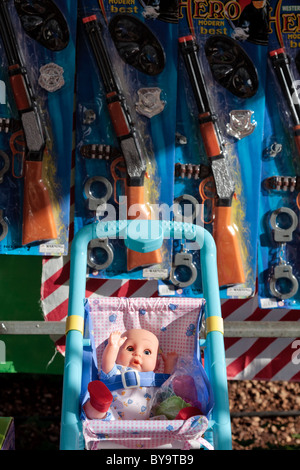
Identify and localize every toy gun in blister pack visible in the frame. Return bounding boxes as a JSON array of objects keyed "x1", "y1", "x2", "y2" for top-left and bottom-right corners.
[
  {"x1": 178, "y1": 35, "x2": 245, "y2": 287},
  {"x1": 82, "y1": 14, "x2": 162, "y2": 272},
  {"x1": 0, "y1": 0, "x2": 57, "y2": 245}
]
